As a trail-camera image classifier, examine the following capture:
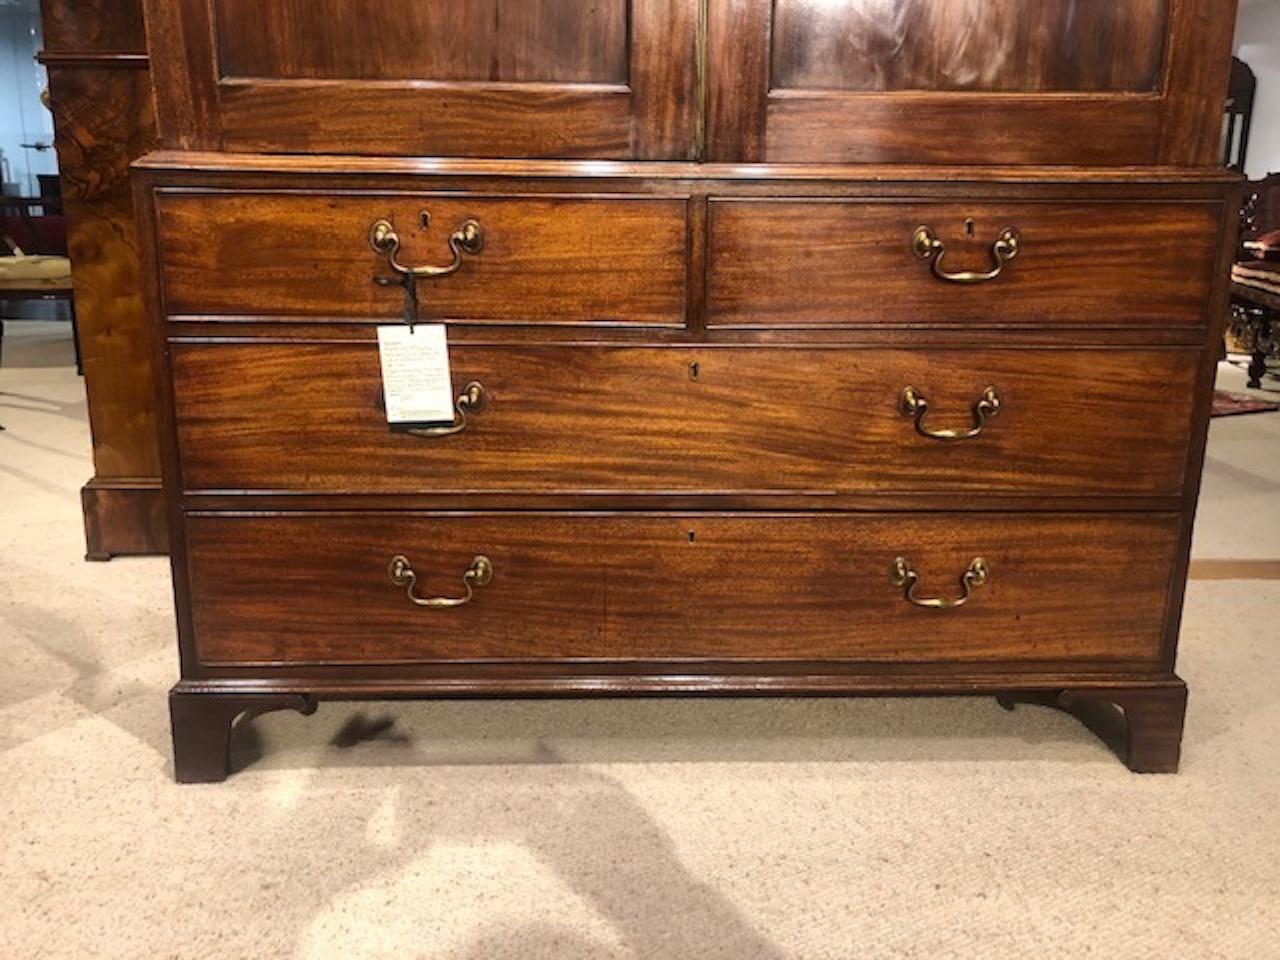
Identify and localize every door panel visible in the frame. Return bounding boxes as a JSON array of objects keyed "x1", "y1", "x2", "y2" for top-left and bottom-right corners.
[
  {"x1": 770, "y1": 0, "x2": 1169, "y2": 94},
  {"x1": 215, "y1": 0, "x2": 630, "y2": 83},
  {"x1": 708, "y1": 0, "x2": 1237, "y2": 165},
  {"x1": 145, "y1": 0, "x2": 698, "y2": 158}
]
